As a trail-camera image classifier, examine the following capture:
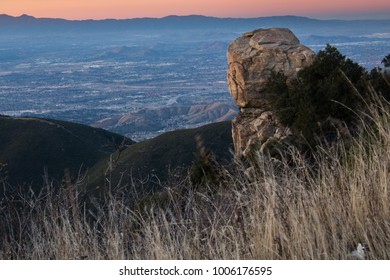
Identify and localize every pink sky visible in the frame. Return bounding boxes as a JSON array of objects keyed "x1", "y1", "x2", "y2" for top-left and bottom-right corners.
[{"x1": 1, "y1": 0, "x2": 390, "y2": 20}]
